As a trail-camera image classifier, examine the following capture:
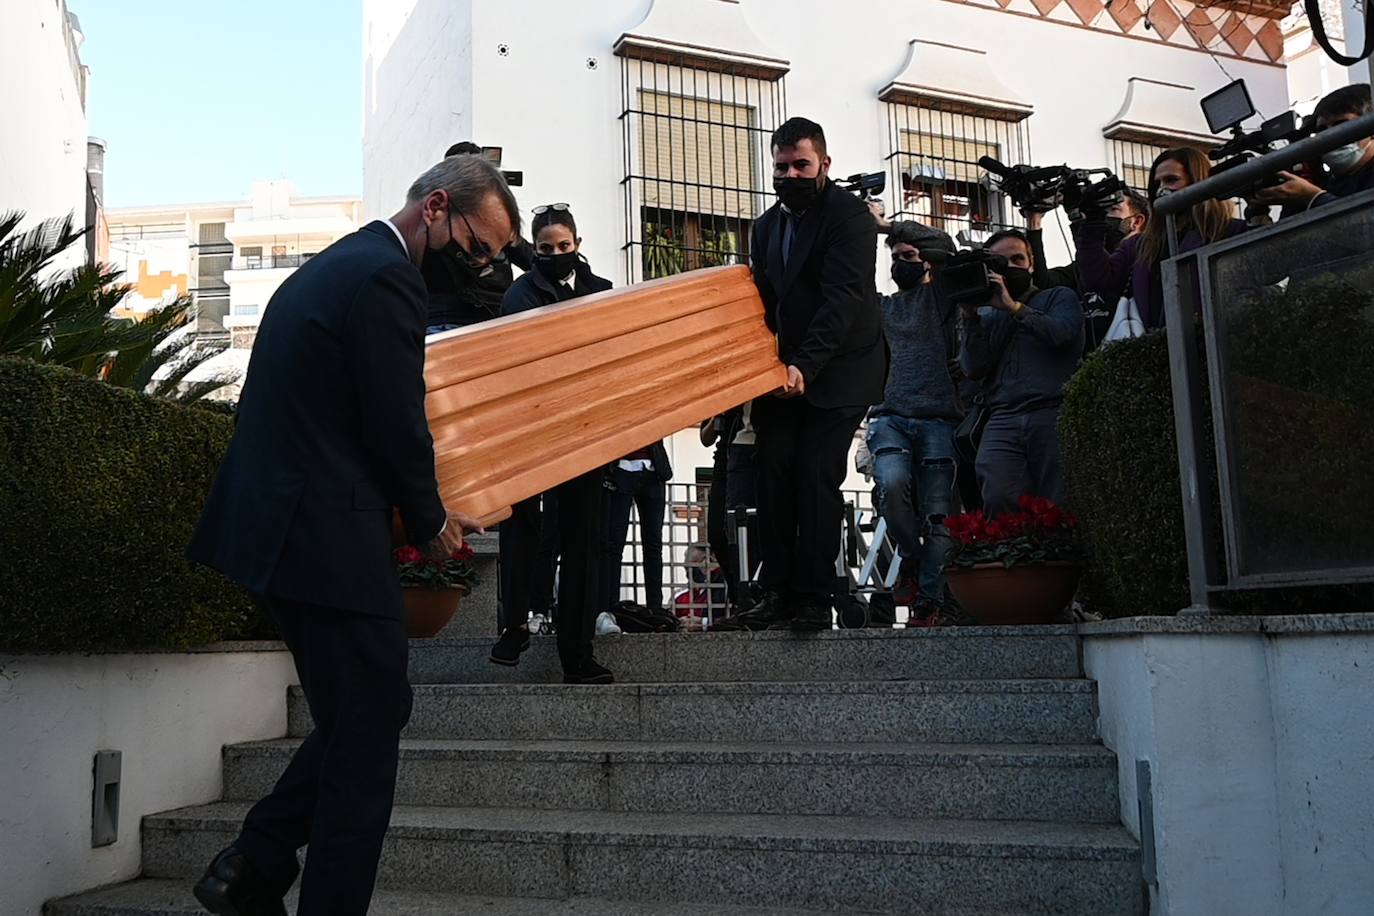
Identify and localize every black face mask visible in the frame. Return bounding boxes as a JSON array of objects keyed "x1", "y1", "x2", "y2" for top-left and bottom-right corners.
[
  {"x1": 1001, "y1": 266, "x2": 1034, "y2": 301},
  {"x1": 774, "y1": 176, "x2": 820, "y2": 212},
  {"x1": 421, "y1": 241, "x2": 478, "y2": 292},
  {"x1": 534, "y1": 250, "x2": 579, "y2": 283},
  {"x1": 1103, "y1": 218, "x2": 1127, "y2": 253},
  {"x1": 891, "y1": 259, "x2": 927, "y2": 290}
]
